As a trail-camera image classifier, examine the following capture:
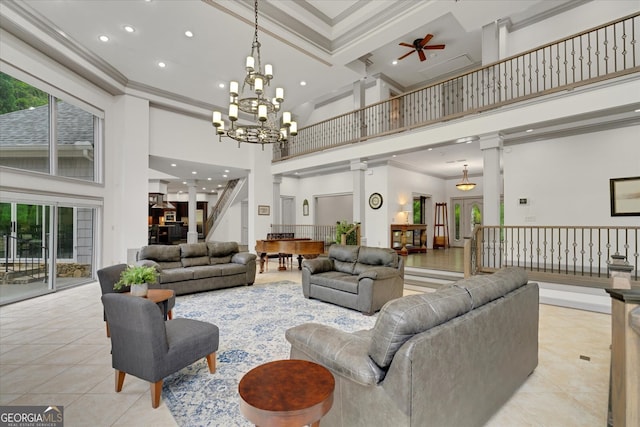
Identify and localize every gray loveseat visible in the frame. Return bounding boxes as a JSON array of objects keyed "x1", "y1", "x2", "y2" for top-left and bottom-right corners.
[
  {"x1": 286, "y1": 267, "x2": 539, "y2": 427},
  {"x1": 137, "y1": 241, "x2": 256, "y2": 295},
  {"x1": 301, "y1": 245, "x2": 404, "y2": 315}
]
